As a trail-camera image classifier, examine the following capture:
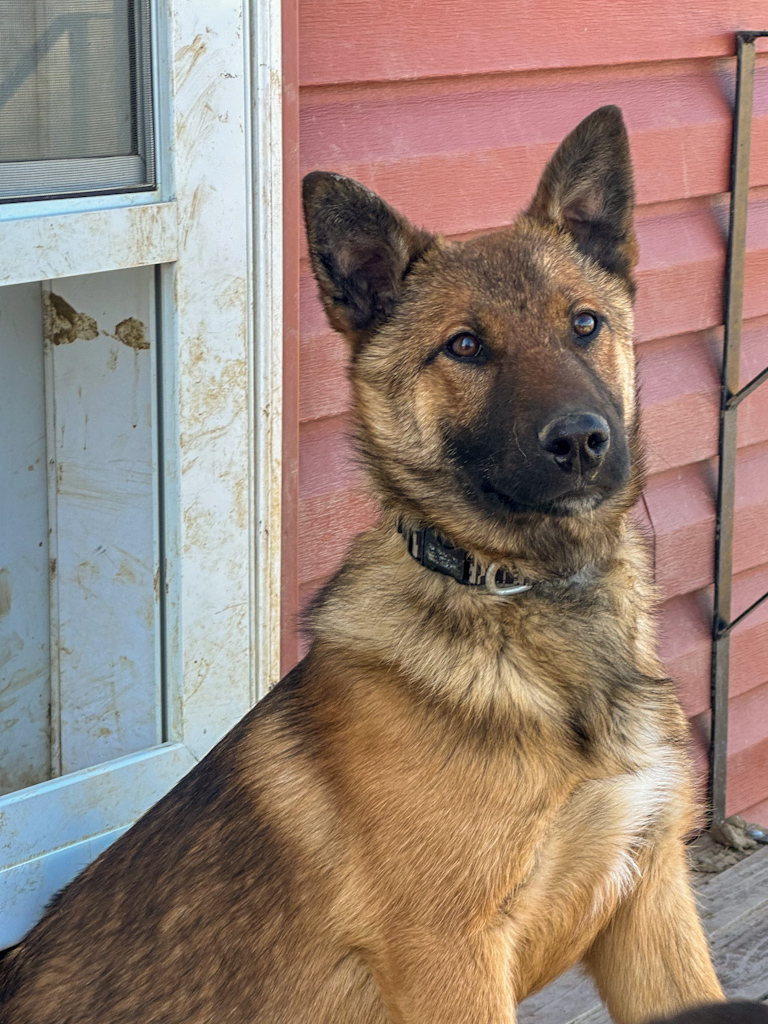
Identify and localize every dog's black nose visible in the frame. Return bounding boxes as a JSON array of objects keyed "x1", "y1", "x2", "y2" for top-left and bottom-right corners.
[{"x1": 539, "y1": 413, "x2": 611, "y2": 473}]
